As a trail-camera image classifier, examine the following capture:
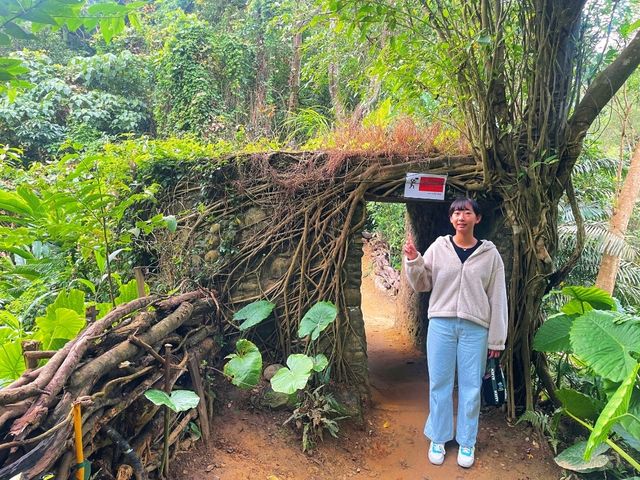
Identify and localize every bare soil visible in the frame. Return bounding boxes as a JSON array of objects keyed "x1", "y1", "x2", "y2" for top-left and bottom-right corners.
[{"x1": 173, "y1": 247, "x2": 562, "y2": 480}]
